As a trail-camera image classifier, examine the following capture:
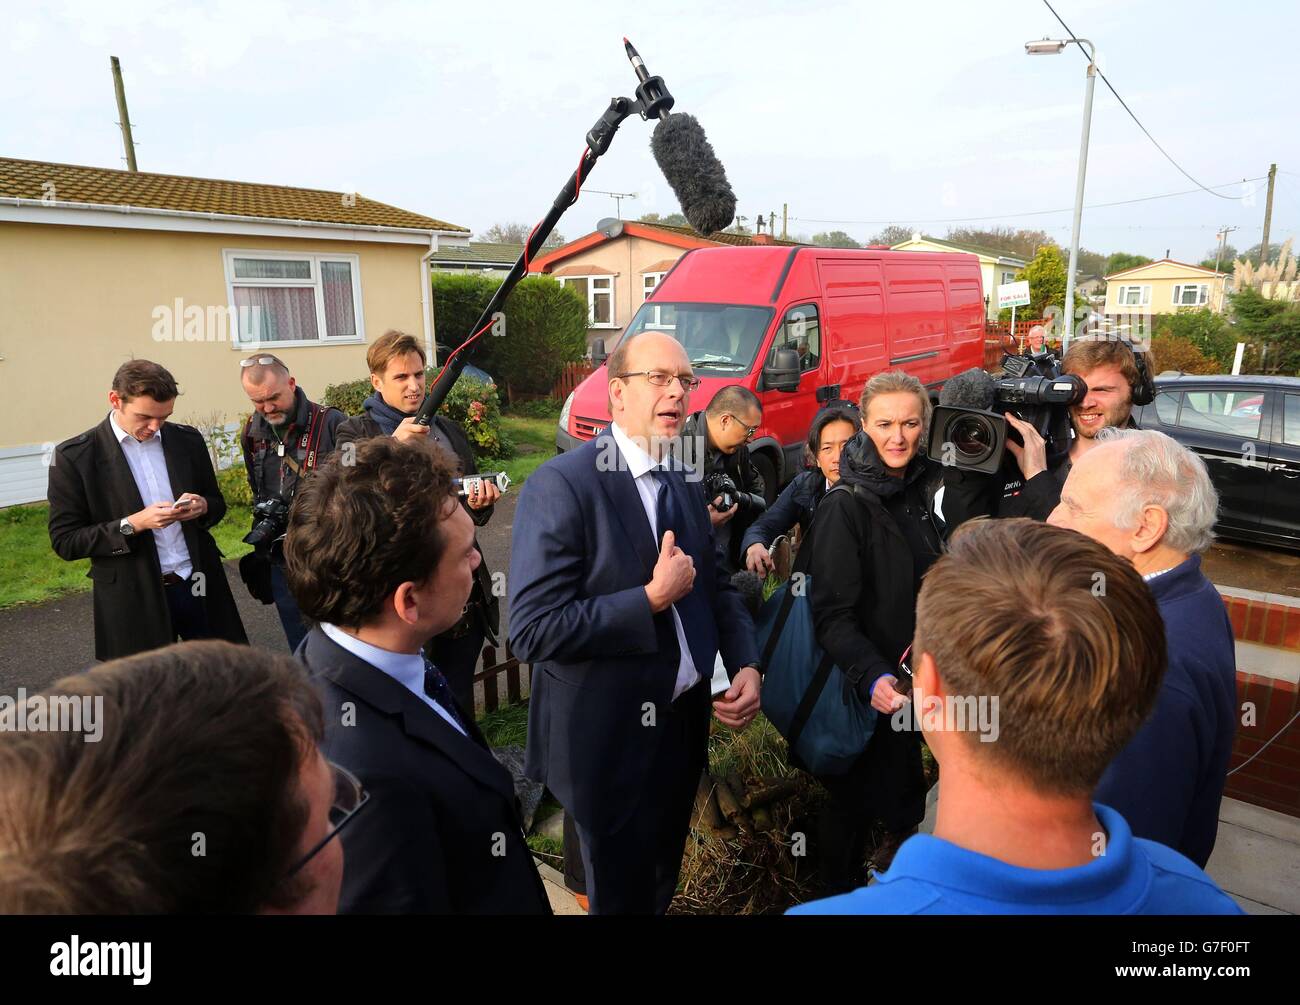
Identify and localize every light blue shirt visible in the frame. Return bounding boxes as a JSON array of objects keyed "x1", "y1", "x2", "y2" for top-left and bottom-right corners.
[
  {"x1": 610, "y1": 421, "x2": 704, "y2": 699},
  {"x1": 320, "y1": 622, "x2": 466, "y2": 736},
  {"x1": 109, "y1": 411, "x2": 192, "y2": 579}
]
